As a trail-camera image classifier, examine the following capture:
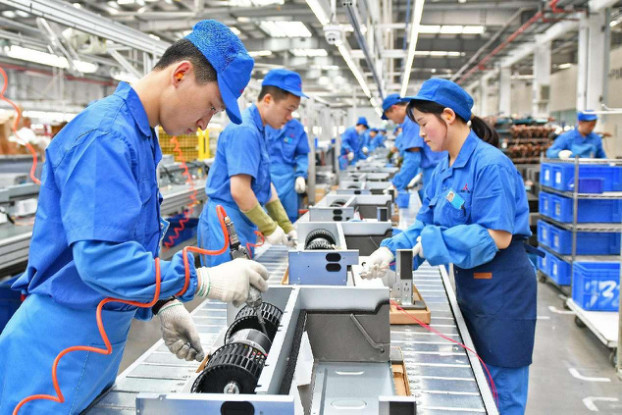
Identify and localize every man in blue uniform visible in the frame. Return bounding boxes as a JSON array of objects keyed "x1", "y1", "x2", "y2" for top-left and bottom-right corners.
[
  {"x1": 381, "y1": 93, "x2": 444, "y2": 193},
  {"x1": 340, "y1": 116, "x2": 369, "y2": 166},
  {"x1": 266, "y1": 118, "x2": 310, "y2": 223},
  {"x1": 0, "y1": 21, "x2": 271, "y2": 415},
  {"x1": 546, "y1": 111, "x2": 606, "y2": 159},
  {"x1": 365, "y1": 79, "x2": 536, "y2": 415},
  {"x1": 199, "y1": 68, "x2": 306, "y2": 266},
  {"x1": 371, "y1": 128, "x2": 386, "y2": 150}
]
